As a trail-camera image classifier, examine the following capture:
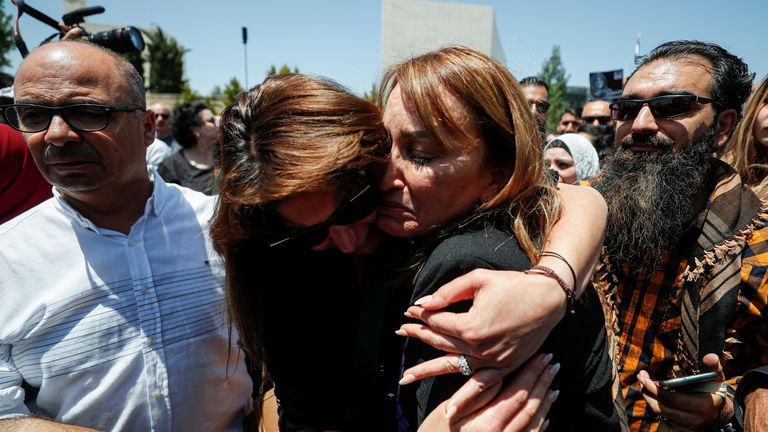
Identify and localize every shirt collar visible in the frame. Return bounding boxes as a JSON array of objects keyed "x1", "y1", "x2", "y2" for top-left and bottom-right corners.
[{"x1": 53, "y1": 167, "x2": 170, "y2": 232}]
